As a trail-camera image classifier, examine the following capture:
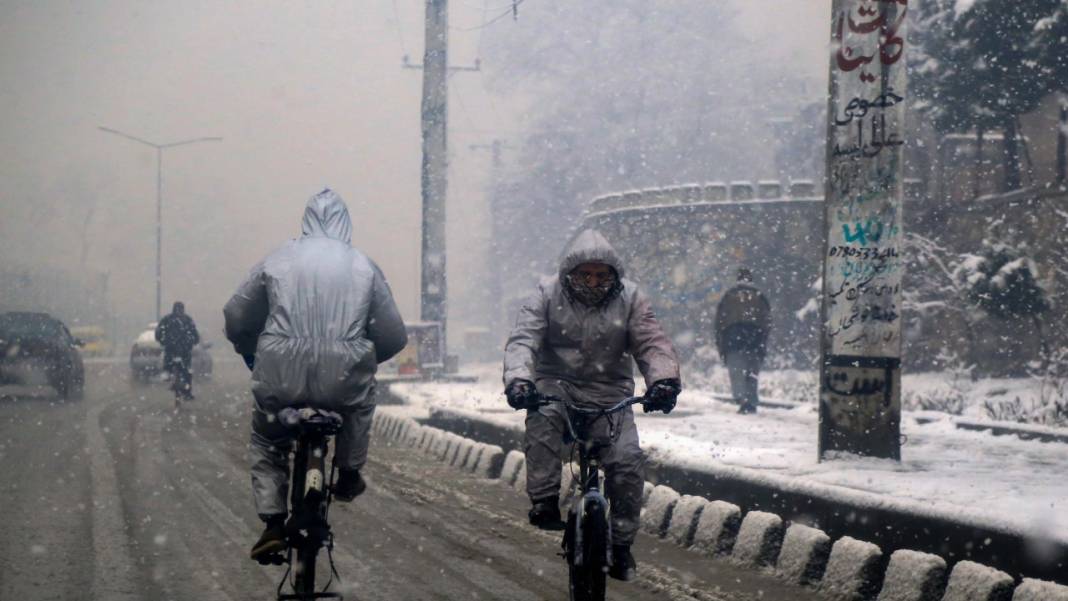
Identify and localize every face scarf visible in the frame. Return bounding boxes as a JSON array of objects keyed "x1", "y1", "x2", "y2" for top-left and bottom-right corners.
[{"x1": 565, "y1": 271, "x2": 622, "y2": 307}]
